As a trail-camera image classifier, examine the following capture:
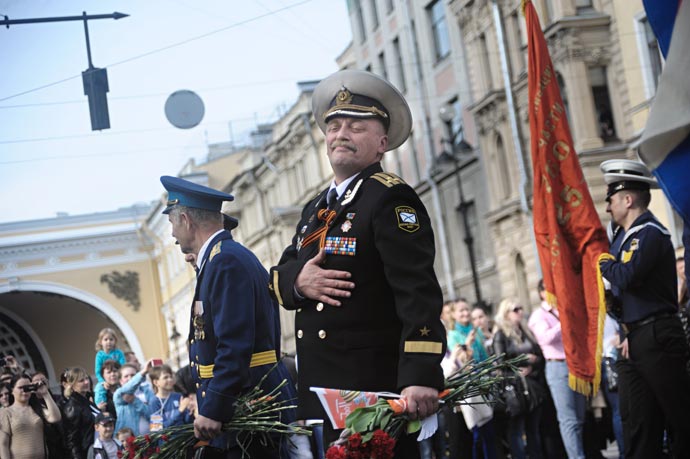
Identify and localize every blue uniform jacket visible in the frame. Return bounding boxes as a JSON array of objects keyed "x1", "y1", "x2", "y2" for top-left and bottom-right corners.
[
  {"x1": 600, "y1": 210, "x2": 678, "y2": 323},
  {"x1": 188, "y1": 230, "x2": 296, "y2": 425}
]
